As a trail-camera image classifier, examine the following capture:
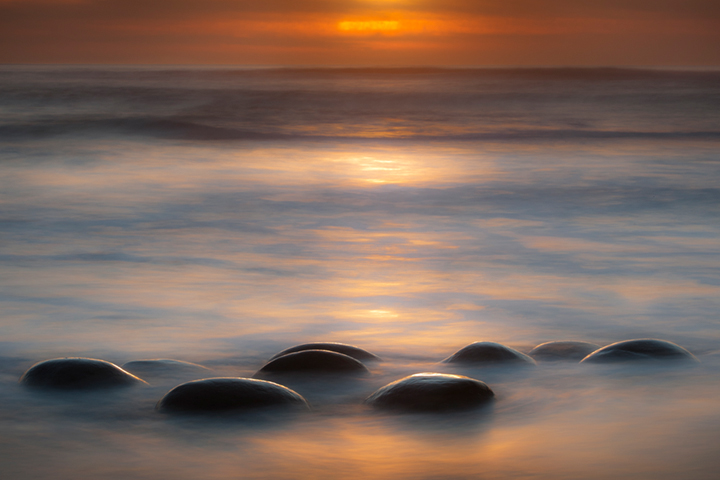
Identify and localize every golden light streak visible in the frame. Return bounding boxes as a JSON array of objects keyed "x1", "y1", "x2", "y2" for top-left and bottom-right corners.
[
  {"x1": 335, "y1": 17, "x2": 439, "y2": 36},
  {"x1": 338, "y1": 20, "x2": 400, "y2": 32}
]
